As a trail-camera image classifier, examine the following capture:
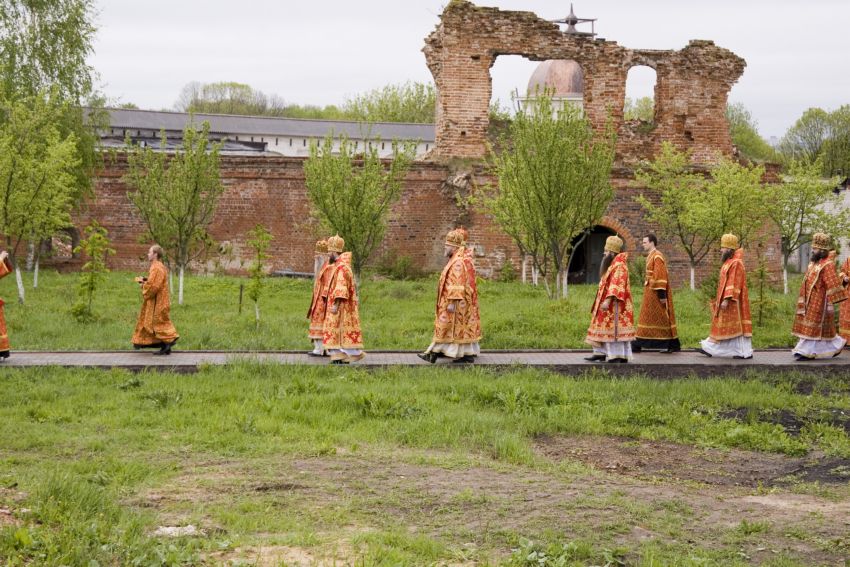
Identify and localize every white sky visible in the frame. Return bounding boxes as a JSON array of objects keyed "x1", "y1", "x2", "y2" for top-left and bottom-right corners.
[{"x1": 90, "y1": 0, "x2": 850, "y2": 139}]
